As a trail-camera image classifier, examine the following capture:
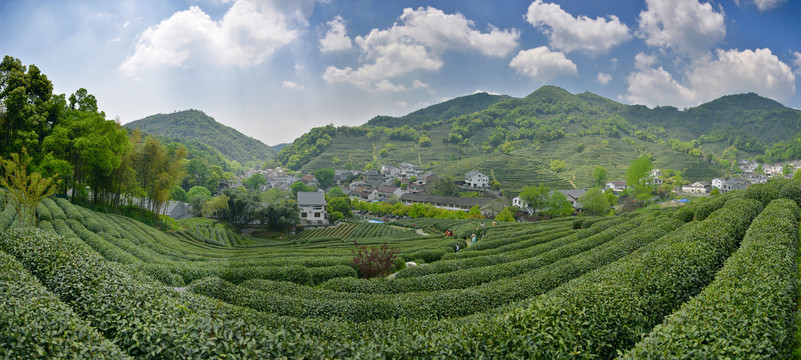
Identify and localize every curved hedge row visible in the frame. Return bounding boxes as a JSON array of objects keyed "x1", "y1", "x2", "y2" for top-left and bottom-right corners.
[
  {"x1": 623, "y1": 198, "x2": 799, "y2": 358},
  {"x1": 480, "y1": 198, "x2": 764, "y2": 359},
  {"x1": 0, "y1": 227, "x2": 326, "y2": 358},
  {"x1": 321, "y1": 218, "x2": 640, "y2": 295},
  {"x1": 190, "y1": 216, "x2": 682, "y2": 321},
  {"x1": 397, "y1": 229, "x2": 573, "y2": 278},
  {"x1": 0, "y1": 249, "x2": 130, "y2": 359}
]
